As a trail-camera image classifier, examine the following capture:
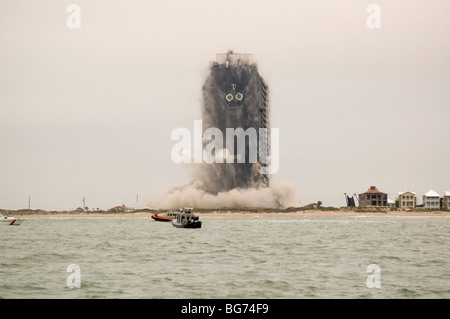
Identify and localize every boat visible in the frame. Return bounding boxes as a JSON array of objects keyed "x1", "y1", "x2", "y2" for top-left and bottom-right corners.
[
  {"x1": 1, "y1": 213, "x2": 23, "y2": 226},
  {"x1": 151, "y1": 211, "x2": 177, "y2": 222},
  {"x1": 171, "y1": 208, "x2": 202, "y2": 229}
]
